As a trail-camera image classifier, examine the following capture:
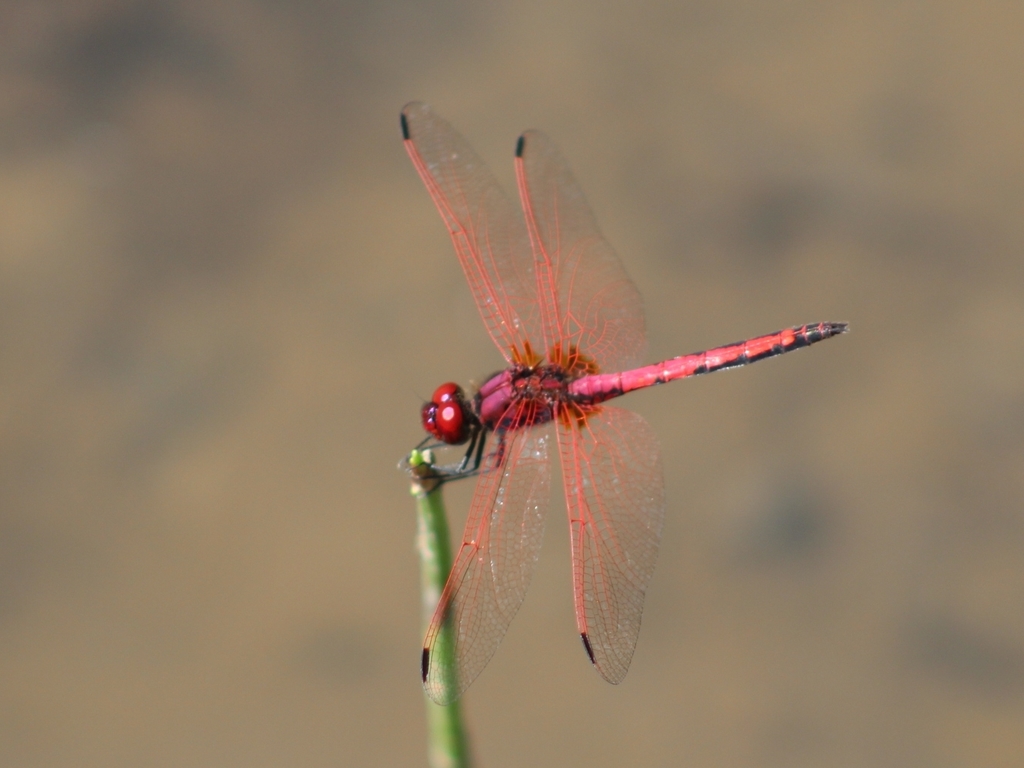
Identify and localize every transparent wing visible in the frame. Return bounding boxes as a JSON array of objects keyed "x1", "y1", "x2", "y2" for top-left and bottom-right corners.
[
  {"x1": 422, "y1": 418, "x2": 553, "y2": 704},
  {"x1": 515, "y1": 131, "x2": 647, "y2": 373},
  {"x1": 556, "y1": 405, "x2": 664, "y2": 683},
  {"x1": 402, "y1": 102, "x2": 542, "y2": 363}
]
